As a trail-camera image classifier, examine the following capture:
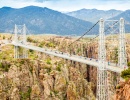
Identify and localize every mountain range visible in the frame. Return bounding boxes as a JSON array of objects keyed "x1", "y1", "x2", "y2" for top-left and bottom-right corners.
[
  {"x1": 109, "y1": 10, "x2": 130, "y2": 33},
  {"x1": 66, "y1": 9, "x2": 123, "y2": 23},
  {"x1": 0, "y1": 6, "x2": 130, "y2": 35},
  {"x1": 0, "y1": 6, "x2": 94, "y2": 35}
]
